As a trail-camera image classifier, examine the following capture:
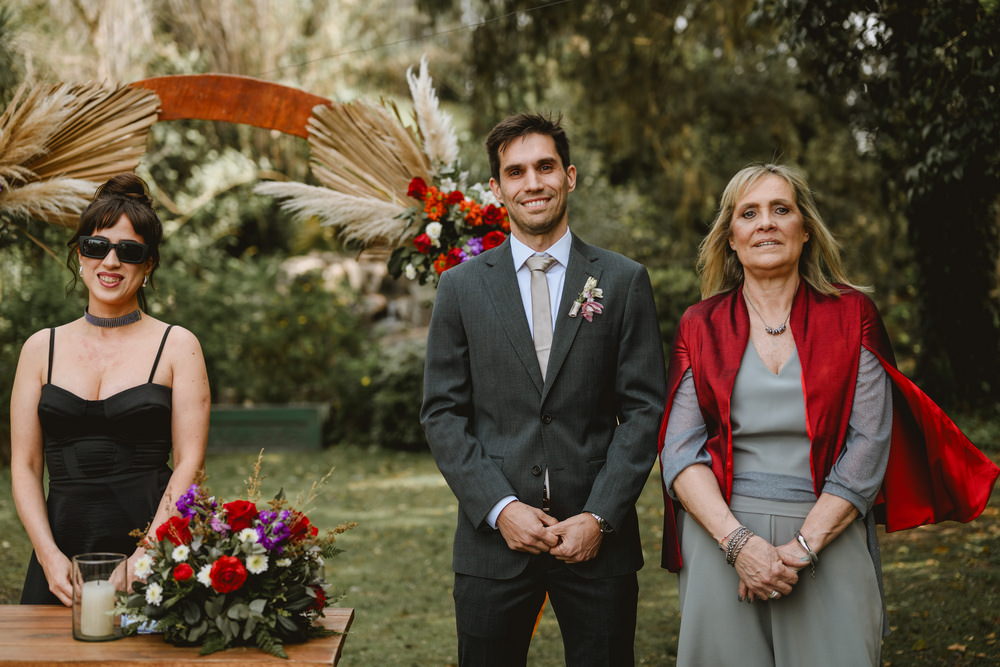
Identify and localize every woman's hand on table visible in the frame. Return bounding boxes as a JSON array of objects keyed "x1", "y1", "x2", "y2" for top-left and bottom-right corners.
[{"x1": 39, "y1": 550, "x2": 73, "y2": 606}]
